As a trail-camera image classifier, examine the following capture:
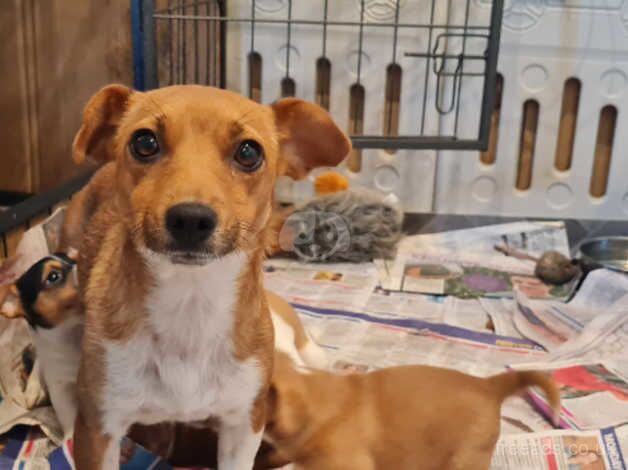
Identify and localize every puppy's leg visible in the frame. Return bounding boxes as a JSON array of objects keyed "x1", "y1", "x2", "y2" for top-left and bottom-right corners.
[
  {"x1": 253, "y1": 442, "x2": 292, "y2": 470},
  {"x1": 218, "y1": 416, "x2": 263, "y2": 470},
  {"x1": 49, "y1": 382, "x2": 78, "y2": 439},
  {"x1": 73, "y1": 410, "x2": 121, "y2": 470},
  {"x1": 305, "y1": 452, "x2": 375, "y2": 470}
]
